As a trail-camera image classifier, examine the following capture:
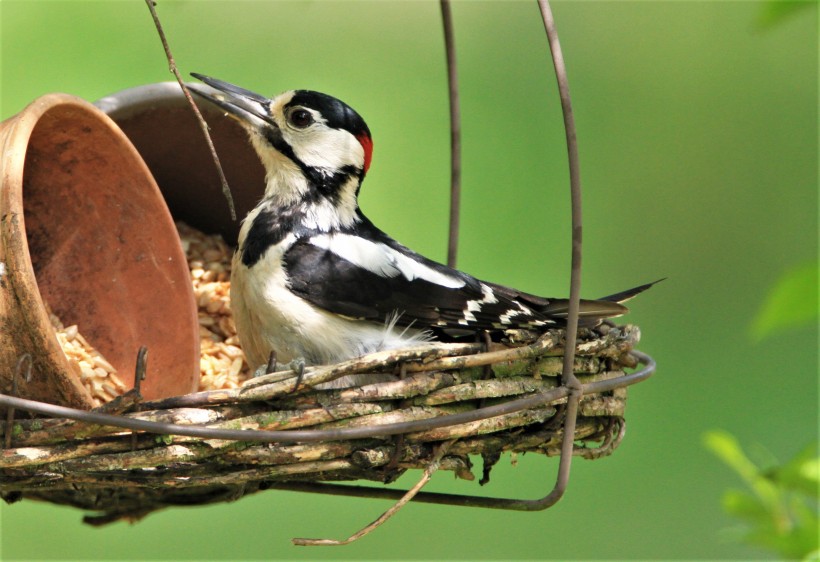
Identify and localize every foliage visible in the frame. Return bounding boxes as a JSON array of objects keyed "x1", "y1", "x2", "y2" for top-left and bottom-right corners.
[
  {"x1": 758, "y1": 0, "x2": 818, "y2": 29},
  {"x1": 704, "y1": 430, "x2": 819, "y2": 560},
  {"x1": 750, "y1": 261, "x2": 819, "y2": 341}
]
